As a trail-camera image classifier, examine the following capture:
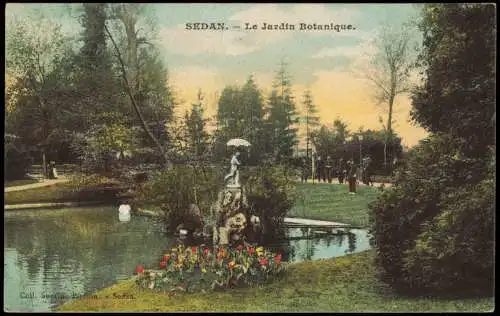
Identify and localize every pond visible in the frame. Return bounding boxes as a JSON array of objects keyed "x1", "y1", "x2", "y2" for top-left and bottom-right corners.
[{"x1": 4, "y1": 206, "x2": 371, "y2": 312}]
